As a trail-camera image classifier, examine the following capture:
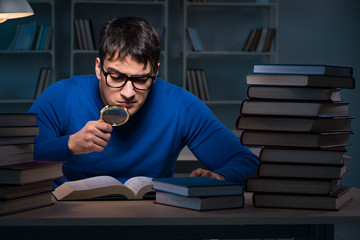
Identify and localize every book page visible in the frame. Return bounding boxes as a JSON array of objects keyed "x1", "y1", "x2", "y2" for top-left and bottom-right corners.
[
  {"x1": 68, "y1": 176, "x2": 123, "y2": 191},
  {"x1": 124, "y1": 176, "x2": 153, "y2": 198}
]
